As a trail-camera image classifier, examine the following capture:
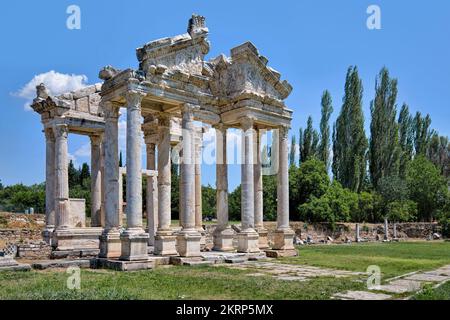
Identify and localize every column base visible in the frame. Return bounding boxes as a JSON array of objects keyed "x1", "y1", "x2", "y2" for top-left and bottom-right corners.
[
  {"x1": 119, "y1": 229, "x2": 149, "y2": 261},
  {"x1": 53, "y1": 227, "x2": 102, "y2": 252},
  {"x1": 197, "y1": 228, "x2": 206, "y2": 251},
  {"x1": 146, "y1": 227, "x2": 157, "y2": 247},
  {"x1": 237, "y1": 229, "x2": 260, "y2": 253},
  {"x1": 272, "y1": 228, "x2": 295, "y2": 250},
  {"x1": 177, "y1": 230, "x2": 202, "y2": 257},
  {"x1": 99, "y1": 229, "x2": 122, "y2": 259},
  {"x1": 42, "y1": 227, "x2": 55, "y2": 246},
  {"x1": 256, "y1": 227, "x2": 270, "y2": 249},
  {"x1": 154, "y1": 231, "x2": 178, "y2": 256},
  {"x1": 212, "y1": 227, "x2": 235, "y2": 252}
]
